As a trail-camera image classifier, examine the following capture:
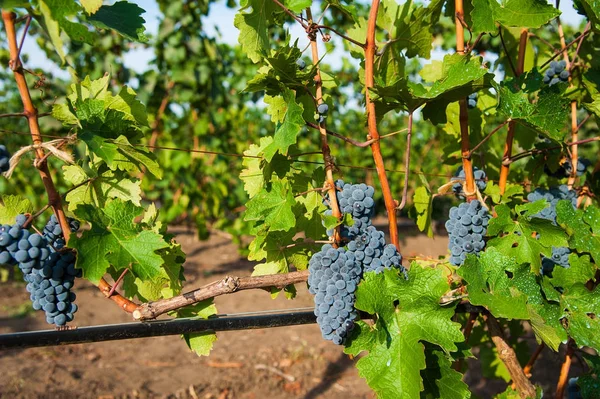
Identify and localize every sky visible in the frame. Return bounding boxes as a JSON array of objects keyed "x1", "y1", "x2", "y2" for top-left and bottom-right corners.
[{"x1": 19, "y1": 0, "x2": 586, "y2": 79}]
